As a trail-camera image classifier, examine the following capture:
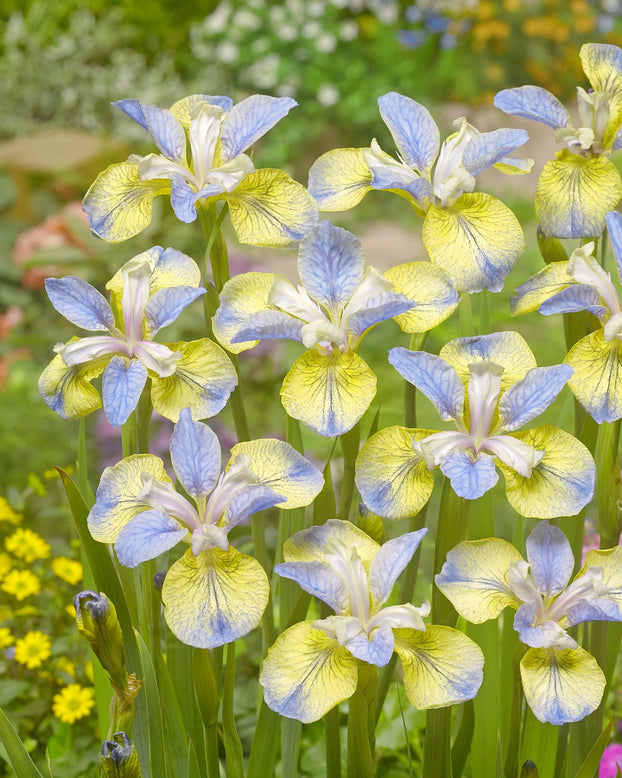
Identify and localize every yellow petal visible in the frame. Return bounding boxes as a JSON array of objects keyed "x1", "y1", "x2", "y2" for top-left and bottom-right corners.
[
  {"x1": 212, "y1": 272, "x2": 275, "y2": 354},
  {"x1": 384, "y1": 262, "x2": 459, "y2": 333},
  {"x1": 510, "y1": 261, "x2": 573, "y2": 316},
  {"x1": 583, "y1": 547, "x2": 622, "y2": 610},
  {"x1": 107, "y1": 246, "x2": 201, "y2": 300},
  {"x1": 579, "y1": 43, "x2": 622, "y2": 149},
  {"x1": 38, "y1": 346, "x2": 110, "y2": 420},
  {"x1": 565, "y1": 329, "x2": 622, "y2": 423},
  {"x1": 282, "y1": 520, "x2": 380, "y2": 568},
  {"x1": 308, "y1": 147, "x2": 373, "y2": 210}
]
